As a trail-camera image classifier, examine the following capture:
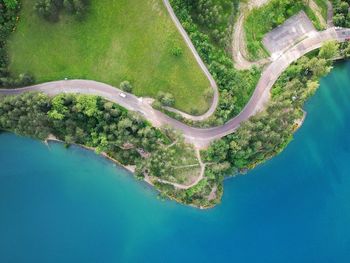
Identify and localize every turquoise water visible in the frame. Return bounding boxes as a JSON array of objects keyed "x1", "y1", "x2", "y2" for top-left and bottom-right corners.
[{"x1": 1, "y1": 62, "x2": 350, "y2": 262}]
